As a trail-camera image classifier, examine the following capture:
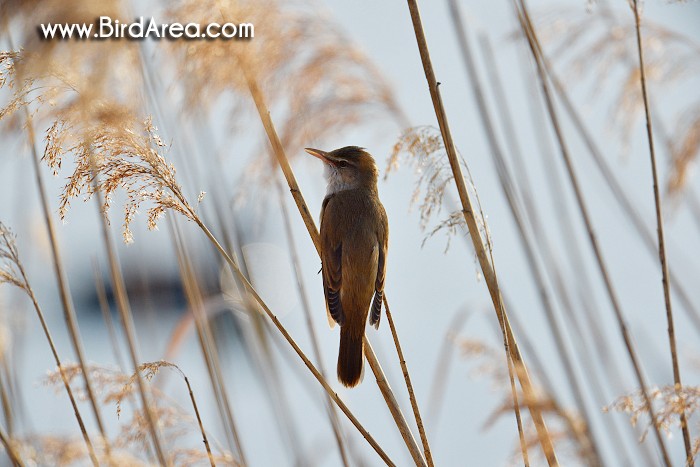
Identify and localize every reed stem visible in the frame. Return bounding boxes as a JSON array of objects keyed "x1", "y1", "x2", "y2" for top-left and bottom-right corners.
[
  {"x1": 13, "y1": 259, "x2": 99, "y2": 467},
  {"x1": 513, "y1": 1, "x2": 671, "y2": 464},
  {"x1": 275, "y1": 180, "x2": 351, "y2": 467},
  {"x1": 90, "y1": 168, "x2": 169, "y2": 466},
  {"x1": 0, "y1": 425, "x2": 22, "y2": 467},
  {"x1": 405, "y1": 0, "x2": 558, "y2": 464},
  {"x1": 631, "y1": 1, "x2": 692, "y2": 462}
]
